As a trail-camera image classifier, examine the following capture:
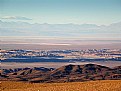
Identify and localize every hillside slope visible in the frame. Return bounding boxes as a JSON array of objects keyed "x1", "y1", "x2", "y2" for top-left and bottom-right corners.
[{"x1": 1, "y1": 64, "x2": 121, "y2": 82}]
